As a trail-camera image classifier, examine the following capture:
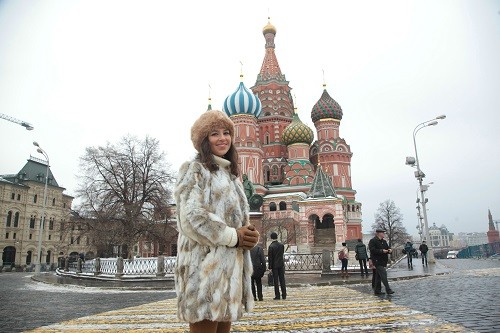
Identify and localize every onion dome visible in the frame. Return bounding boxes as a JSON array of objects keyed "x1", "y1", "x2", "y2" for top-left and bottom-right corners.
[
  {"x1": 223, "y1": 75, "x2": 262, "y2": 118},
  {"x1": 311, "y1": 85, "x2": 343, "y2": 122},
  {"x1": 263, "y1": 17, "x2": 276, "y2": 35},
  {"x1": 282, "y1": 108, "x2": 314, "y2": 145}
]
